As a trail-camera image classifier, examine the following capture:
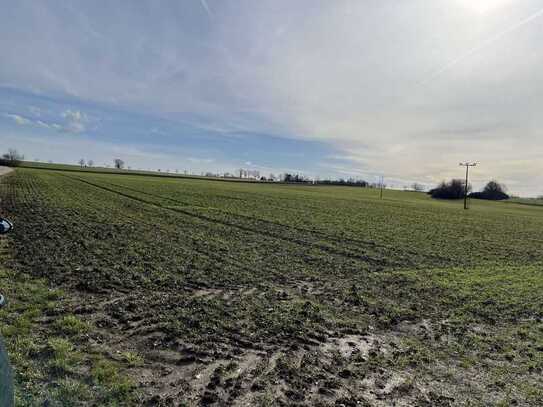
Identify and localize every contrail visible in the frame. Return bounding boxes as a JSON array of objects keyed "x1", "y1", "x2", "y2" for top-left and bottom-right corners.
[
  {"x1": 419, "y1": 5, "x2": 543, "y2": 85},
  {"x1": 199, "y1": 0, "x2": 211, "y2": 17}
]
